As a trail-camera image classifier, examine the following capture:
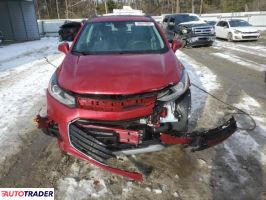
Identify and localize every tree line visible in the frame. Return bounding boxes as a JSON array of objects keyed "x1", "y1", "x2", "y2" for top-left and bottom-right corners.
[{"x1": 35, "y1": 0, "x2": 266, "y2": 19}]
